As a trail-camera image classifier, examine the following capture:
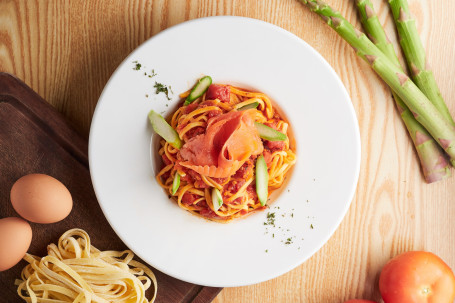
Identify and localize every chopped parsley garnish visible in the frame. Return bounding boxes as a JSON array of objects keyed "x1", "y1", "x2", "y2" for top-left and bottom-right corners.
[
  {"x1": 154, "y1": 82, "x2": 172, "y2": 100},
  {"x1": 132, "y1": 63, "x2": 170, "y2": 100},
  {"x1": 148, "y1": 69, "x2": 157, "y2": 78},
  {"x1": 133, "y1": 62, "x2": 142, "y2": 70},
  {"x1": 263, "y1": 212, "x2": 276, "y2": 227},
  {"x1": 263, "y1": 207, "x2": 304, "y2": 249},
  {"x1": 310, "y1": 224, "x2": 314, "y2": 229}
]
